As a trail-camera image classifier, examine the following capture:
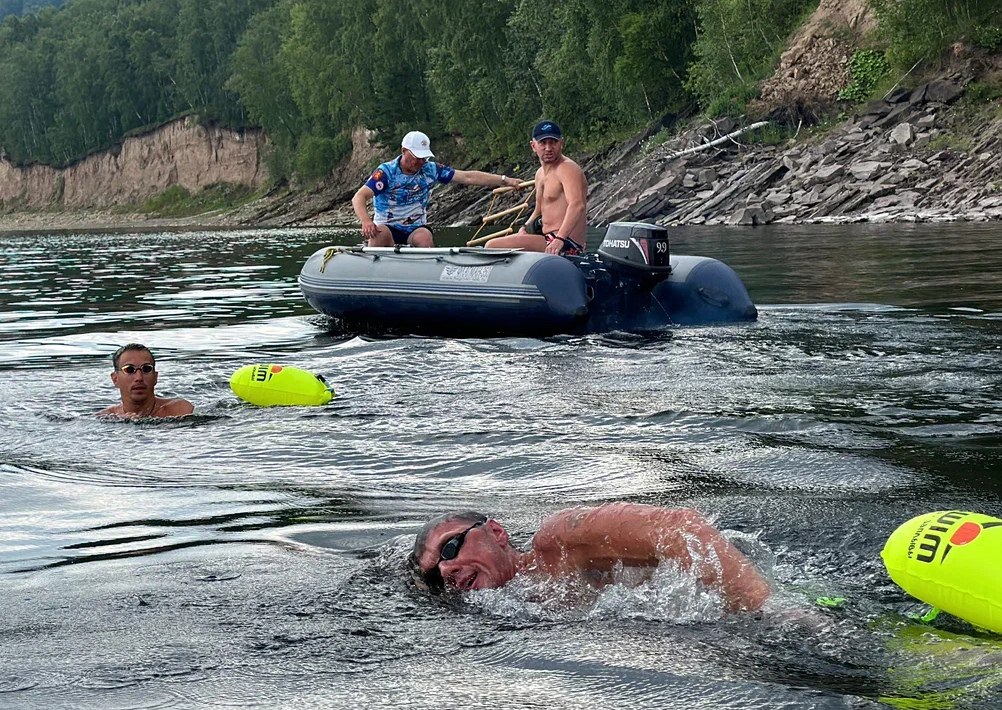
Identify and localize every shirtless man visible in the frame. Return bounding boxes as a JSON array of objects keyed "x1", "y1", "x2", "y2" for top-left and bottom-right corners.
[
  {"x1": 485, "y1": 120, "x2": 588, "y2": 255},
  {"x1": 97, "y1": 343, "x2": 194, "y2": 419},
  {"x1": 410, "y1": 503, "x2": 770, "y2": 613}
]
